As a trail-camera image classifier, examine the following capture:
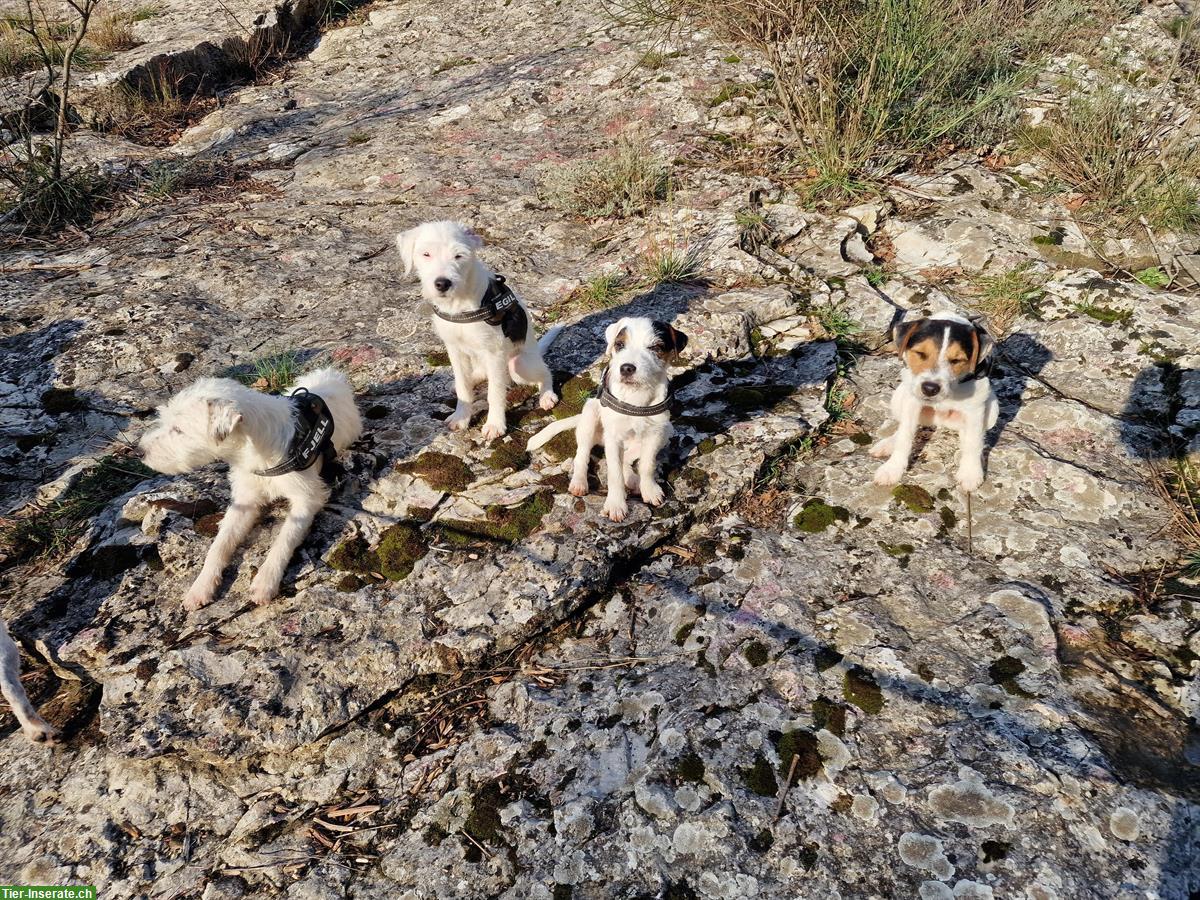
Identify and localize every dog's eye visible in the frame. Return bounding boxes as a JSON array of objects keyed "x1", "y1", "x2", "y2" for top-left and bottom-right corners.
[
  {"x1": 422, "y1": 252, "x2": 431, "y2": 258},
  {"x1": 913, "y1": 350, "x2": 928, "y2": 361},
  {"x1": 170, "y1": 426, "x2": 182, "y2": 434},
  {"x1": 614, "y1": 341, "x2": 625, "y2": 351},
  {"x1": 949, "y1": 356, "x2": 967, "y2": 365},
  {"x1": 454, "y1": 254, "x2": 463, "y2": 260}
]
